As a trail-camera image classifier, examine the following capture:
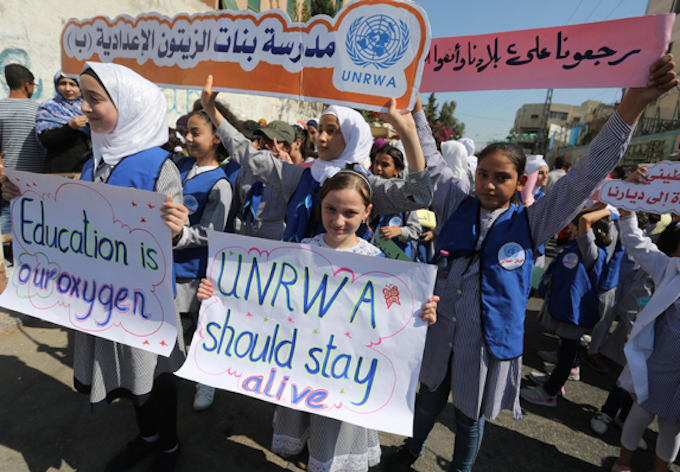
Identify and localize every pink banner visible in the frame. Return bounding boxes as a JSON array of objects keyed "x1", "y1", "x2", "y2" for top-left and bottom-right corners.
[{"x1": 421, "y1": 14, "x2": 674, "y2": 93}]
